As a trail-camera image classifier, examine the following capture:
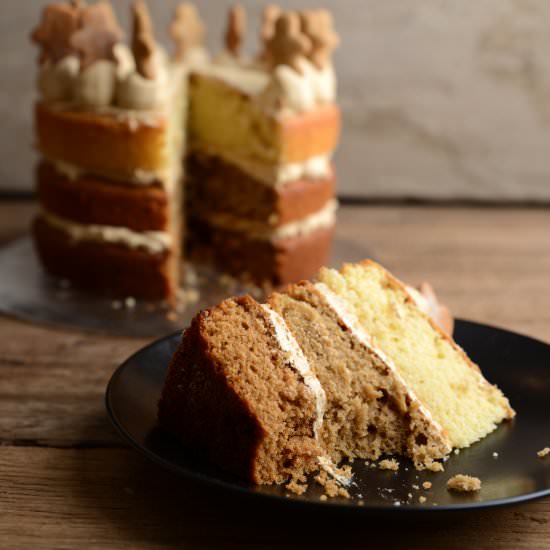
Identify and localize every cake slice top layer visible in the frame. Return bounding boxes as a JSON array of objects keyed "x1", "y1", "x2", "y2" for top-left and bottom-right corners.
[{"x1": 318, "y1": 260, "x2": 515, "y2": 449}]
